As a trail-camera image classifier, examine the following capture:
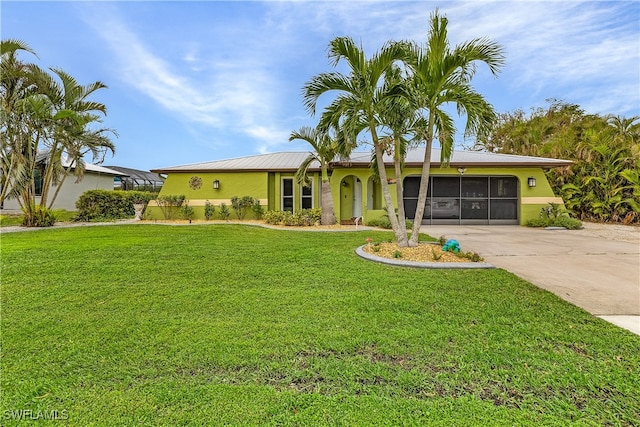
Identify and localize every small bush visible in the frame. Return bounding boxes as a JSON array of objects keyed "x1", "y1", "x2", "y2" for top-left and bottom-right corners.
[
  {"x1": 251, "y1": 199, "x2": 264, "y2": 220},
  {"x1": 552, "y1": 216, "x2": 583, "y2": 230},
  {"x1": 263, "y1": 210, "x2": 285, "y2": 225},
  {"x1": 526, "y1": 203, "x2": 582, "y2": 229},
  {"x1": 156, "y1": 195, "x2": 185, "y2": 220},
  {"x1": 218, "y1": 203, "x2": 230, "y2": 220},
  {"x1": 204, "y1": 201, "x2": 215, "y2": 220},
  {"x1": 22, "y1": 205, "x2": 56, "y2": 227},
  {"x1": 525, "y1": 218, "x2": 549, "y2": 228},
  {"x1": 366, "y1": 216, "x2": 413, "y2": 230},
  {"x1": 230, "y1": 196, "x2": 255, "y2": 220},
  {"x1": 457, "y1": 251, "x2": 484, "y2": 262},
  {"x1": 181, "y1": 203, "x2": 195, "y2": 222},
  {"x1": 262, "y1": 209, "x2": 321, "y2": 226}
]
